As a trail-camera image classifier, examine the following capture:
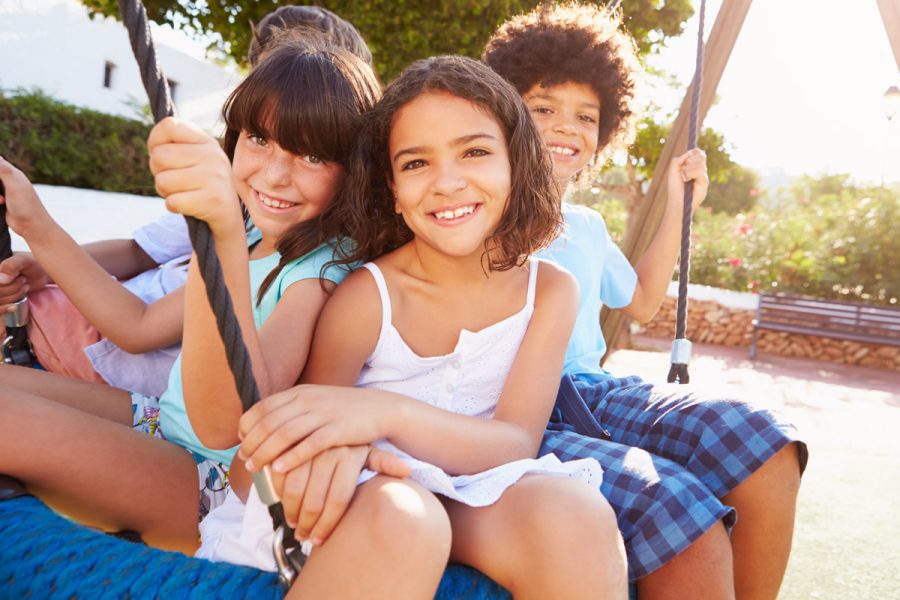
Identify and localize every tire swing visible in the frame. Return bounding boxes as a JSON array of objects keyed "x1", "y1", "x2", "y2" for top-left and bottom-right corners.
[{"x1": 0, "y1": 1, "x2": 506, "y2": 597}]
